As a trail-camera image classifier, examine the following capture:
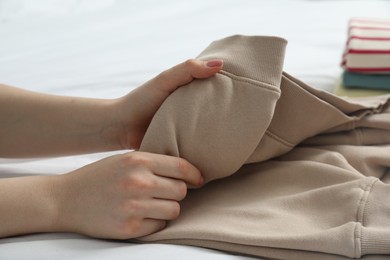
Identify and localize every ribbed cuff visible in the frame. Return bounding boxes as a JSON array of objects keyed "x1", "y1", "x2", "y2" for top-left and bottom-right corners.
[
  {"x1": 197, "y1": 35, "x2": 287, "y2": 88},
  {"x1": 360, "y1": 179, "x2": 390, "y2": 255}
]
